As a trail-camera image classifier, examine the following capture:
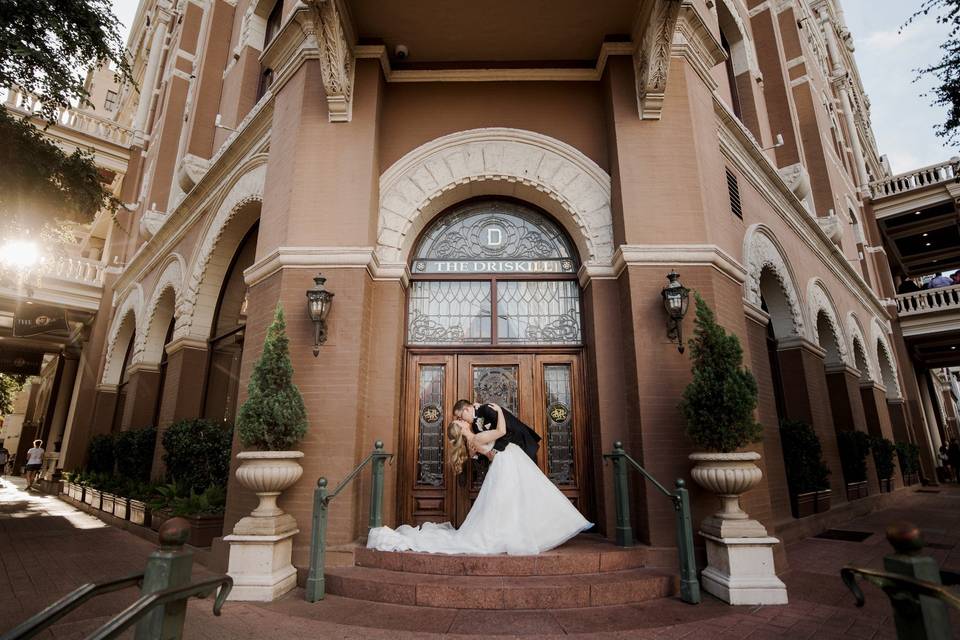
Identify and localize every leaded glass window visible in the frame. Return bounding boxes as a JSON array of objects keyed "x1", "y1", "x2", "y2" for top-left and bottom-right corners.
[
  {"x1": 407, "y1": 200, "x2": 582, "y2": 346},
  {"x1": 543, "y1": 364, "x2": 575, "y2": 485},
  {"x1": 416, "y1": 365, "x2": 445, "y2": 486}
]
